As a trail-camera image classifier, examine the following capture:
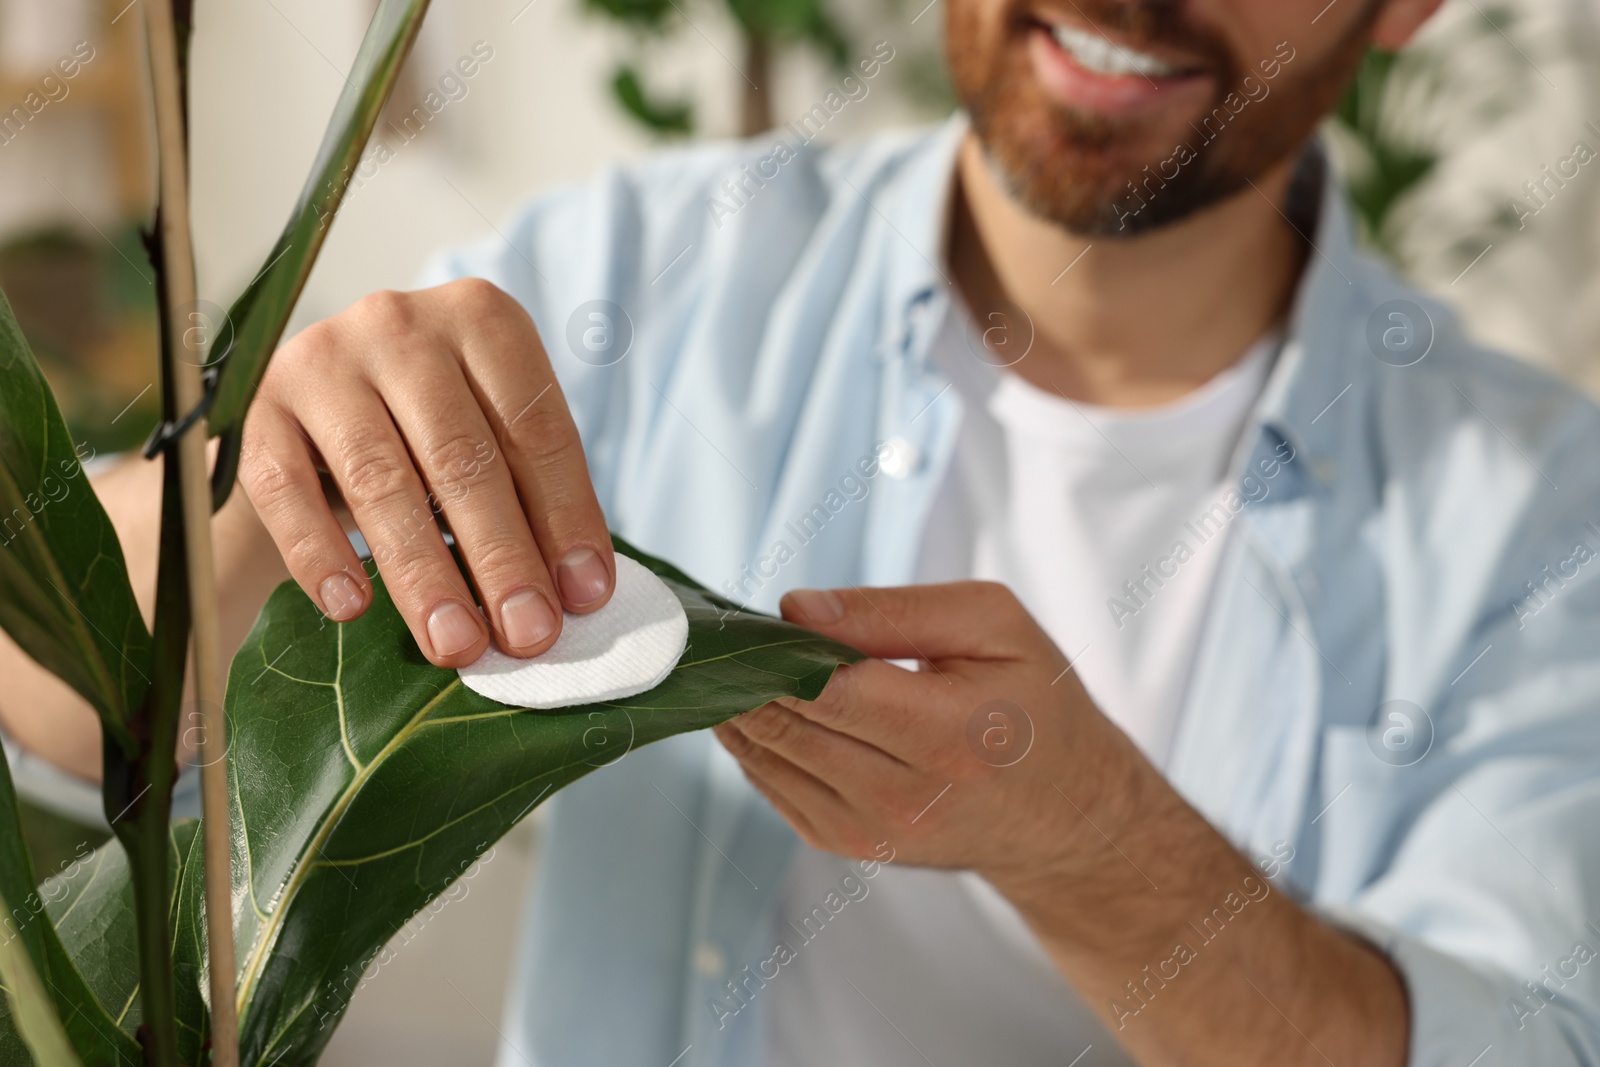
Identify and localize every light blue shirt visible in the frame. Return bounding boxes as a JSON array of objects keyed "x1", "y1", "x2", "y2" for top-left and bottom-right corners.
[{"x1": 424, "y1": 115, "x2": 1600, "y2": 1067}]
